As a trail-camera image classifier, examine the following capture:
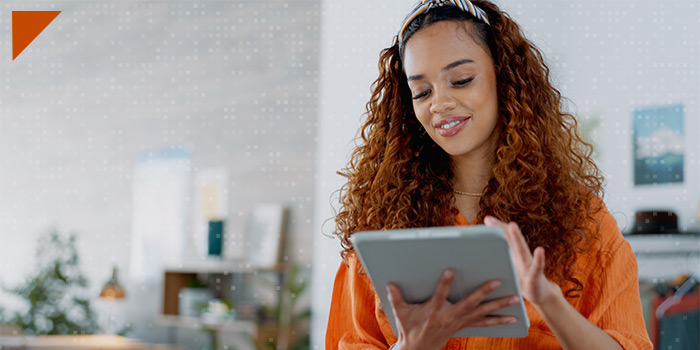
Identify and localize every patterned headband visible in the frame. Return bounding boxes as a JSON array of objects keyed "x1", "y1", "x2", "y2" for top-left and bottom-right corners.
[{"x1": 398, "y1": 0, "x2": 491, "y2": 42}]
